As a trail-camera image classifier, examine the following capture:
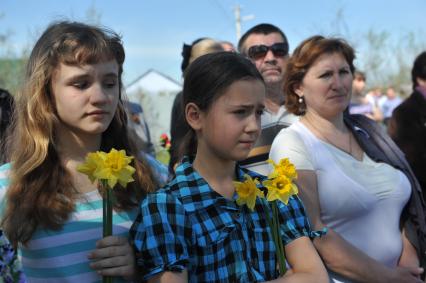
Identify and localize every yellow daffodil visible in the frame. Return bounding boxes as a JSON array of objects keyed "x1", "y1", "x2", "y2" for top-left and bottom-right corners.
[
  {"x1": 267, "y1": 158, "x2": 297, "y2": 180},
  {"x1": 77, "y1": 148, "x2": 135, "y2": 283},
  {"x1": 234, "y1": 174, "x2": 264, "y2": 211},
  {"x1": 77, "y1": 148, "x2": 135, "y2": 188},
  {"x1": 263, "y1": 175, "x2": 298, "y2": 205},
  {"x1": 77, "y1": 151, "x2": 106, "y2": 183},
  {"x1": 95, "y1": 149, "x2": 136, "y2": 188}
]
